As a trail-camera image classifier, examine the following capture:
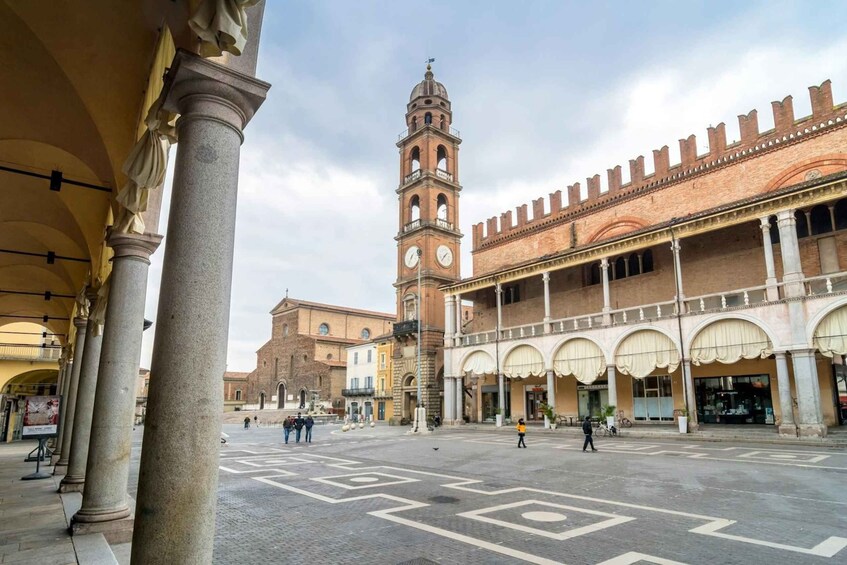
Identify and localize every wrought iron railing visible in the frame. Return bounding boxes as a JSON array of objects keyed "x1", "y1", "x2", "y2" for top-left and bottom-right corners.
[{"x1": 342, "y1": 387, "x2": 375, "y2": 397}]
